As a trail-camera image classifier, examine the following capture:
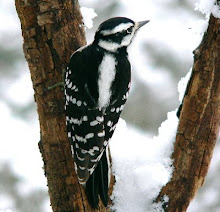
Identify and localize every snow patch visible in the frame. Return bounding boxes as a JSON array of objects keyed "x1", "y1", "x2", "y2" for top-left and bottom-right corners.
[
  {"x1": 110, "y1": 110, "x2": 178, "y2": 212},
  {"x1": 195, "y1": 0, "x2": 220, "y2": 18},
  {"x1": 178, "y1": 69, "x2": 192, "y2": 103},
  {"x1": 80, "y1": 7, "x2": 97, "y2": 29},
  {"x1": 189, "y1": 19, "x2": 209, "y2": 40}
]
